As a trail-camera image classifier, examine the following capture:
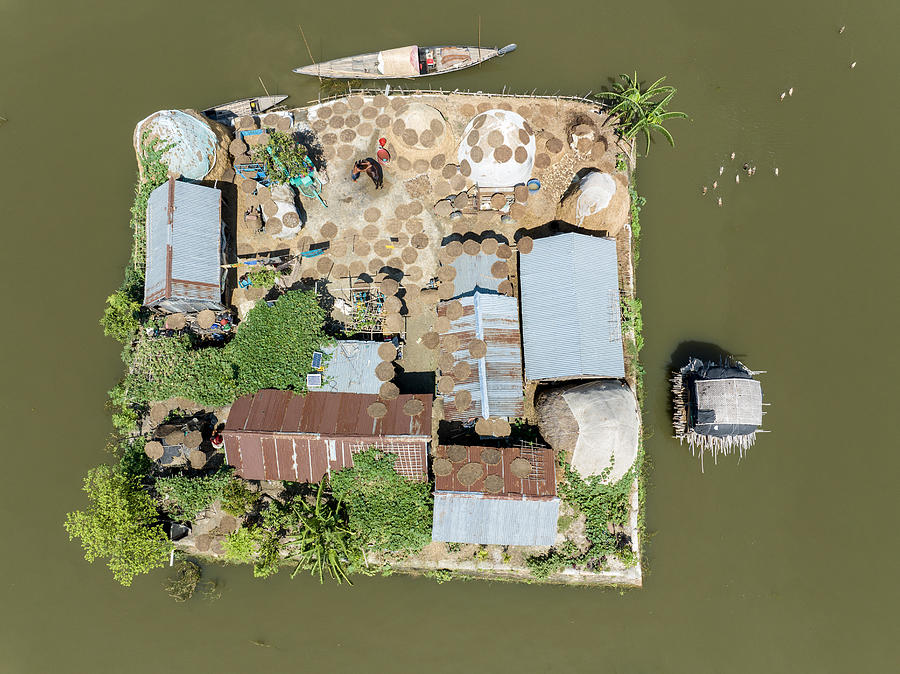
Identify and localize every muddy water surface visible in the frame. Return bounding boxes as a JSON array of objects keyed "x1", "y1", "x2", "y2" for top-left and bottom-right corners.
[{"x1": 1, "y1": 1, "x2": 897, "y2": 671}]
